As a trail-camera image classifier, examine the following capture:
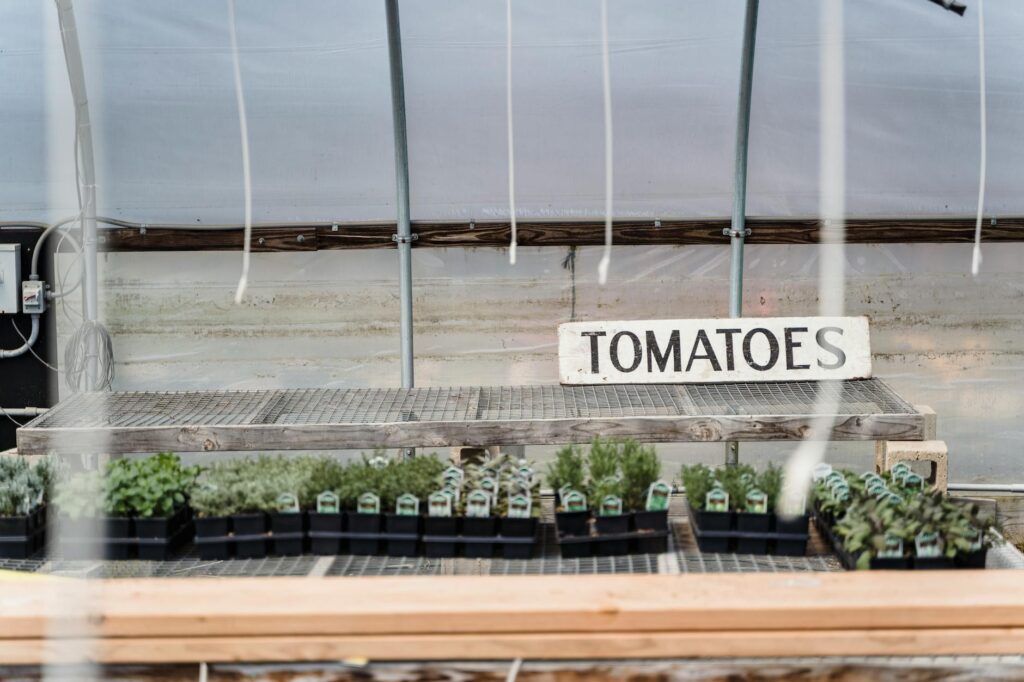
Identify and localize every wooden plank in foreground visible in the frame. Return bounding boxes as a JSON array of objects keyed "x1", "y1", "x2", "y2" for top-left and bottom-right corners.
[
  {"x1": 3, "y1": 628, "x2": 1024, "y2": 664},
  {"x1": 2, "y1": 572, "x2": 1022, "y2": 639},
  {"x1": 16, "y1": 413, "x2": 924, "y2": 456}
]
